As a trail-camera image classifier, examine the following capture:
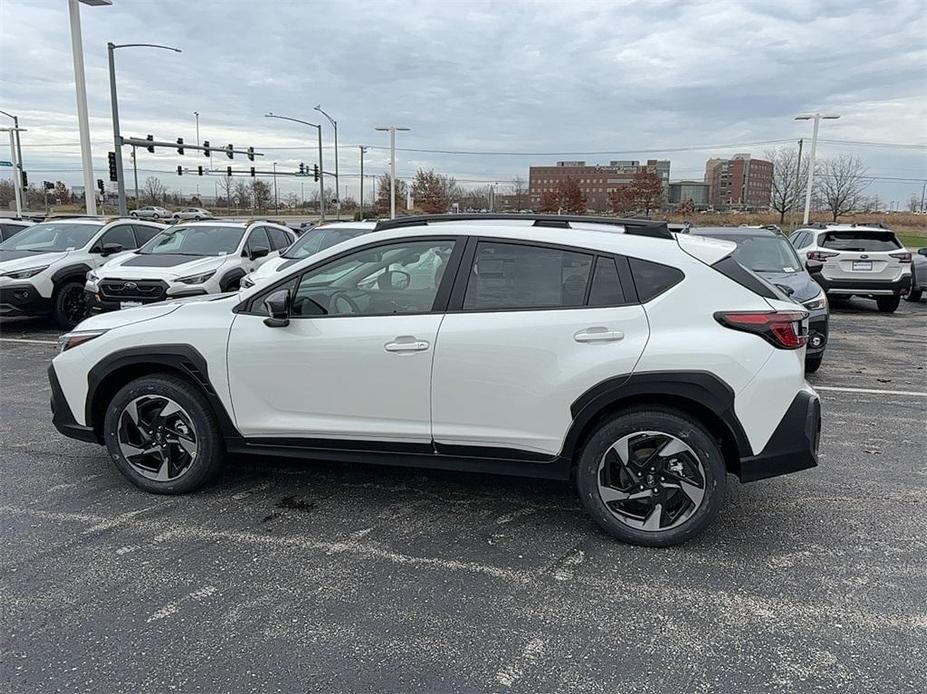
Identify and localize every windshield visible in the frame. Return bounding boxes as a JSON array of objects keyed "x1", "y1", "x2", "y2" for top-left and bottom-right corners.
[
  {"x1": 821, "y1": 231, "x2": 901, "y2": 252},
  {"x1": 703, "y1": 234, "x2": 803, "y2": 273},
  {"x1": 283, "y1": 227, "x2": 371, "y2": 259},
  {"x1": 138, "y1": 225, "x2": 244, "y2": 256},
  {"x1": 0, "y1": 222, "x2": 102, "y2": 252}
]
